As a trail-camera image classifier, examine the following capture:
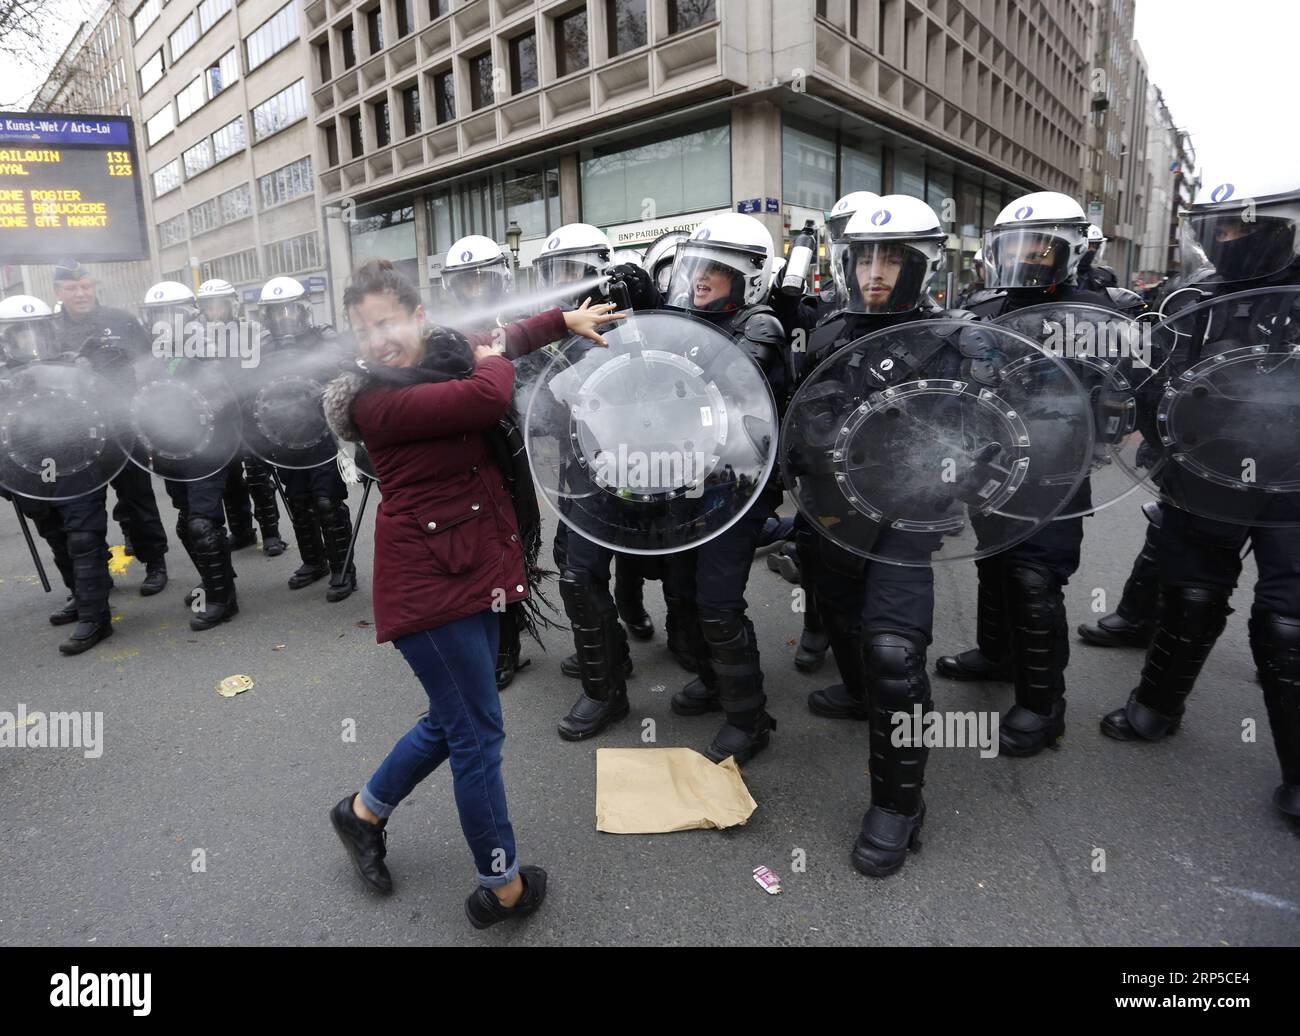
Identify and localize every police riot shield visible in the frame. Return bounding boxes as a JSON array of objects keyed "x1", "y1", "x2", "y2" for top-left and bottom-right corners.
[
  {"x1": 1141, "y1": 285, "x2": 1300, "y2": 526},
  {"x1": 238, "y1": 347, "x2": 341, "y2": 470},
  {"x1": 124, "y1": 353, "x2": 243, "y2": 482},
  {"x1": 992, "y1": 303, "x2": 1154, "y2": 518},
  {"x1": 0, "y1": 361, "x2": 130, "y2": 501},
  {"x1": 520, "y1": 310, "x2": 777, "y2": 554},
  {"x1": 781, "y1": 320, "x2": 1094, "y2": 566}
]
